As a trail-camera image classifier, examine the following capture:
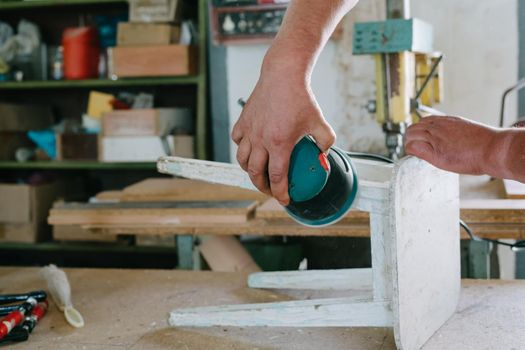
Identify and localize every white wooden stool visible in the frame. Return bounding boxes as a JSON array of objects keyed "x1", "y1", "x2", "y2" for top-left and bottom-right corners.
[{"x1": 159, "y1": 156, "x2": 461, "y2": 350}]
